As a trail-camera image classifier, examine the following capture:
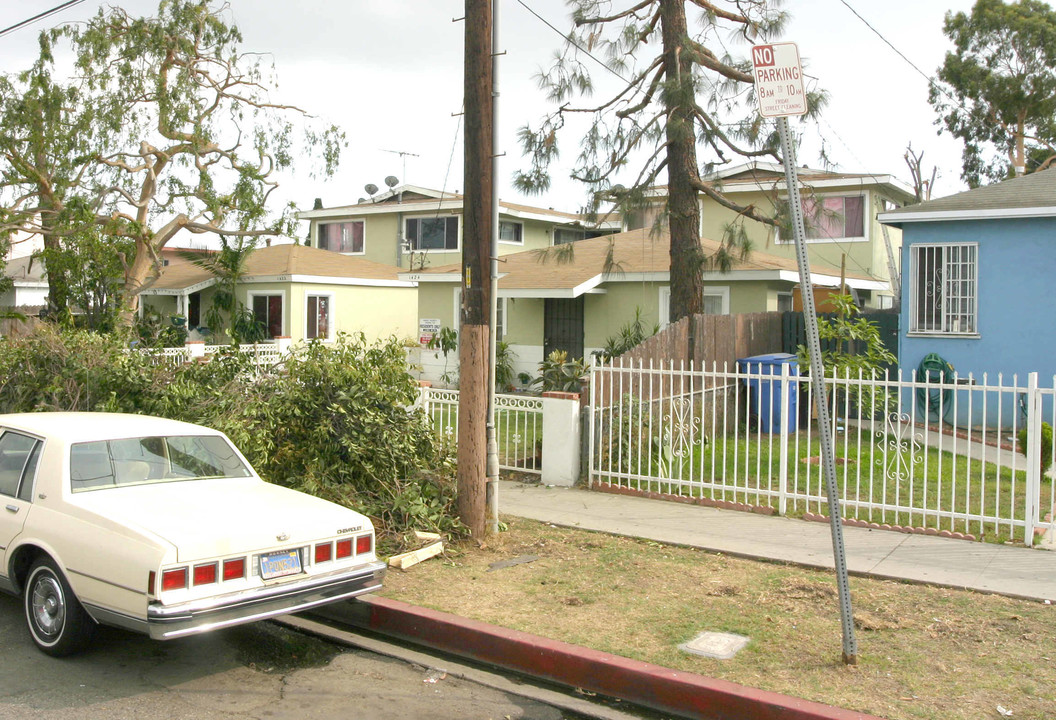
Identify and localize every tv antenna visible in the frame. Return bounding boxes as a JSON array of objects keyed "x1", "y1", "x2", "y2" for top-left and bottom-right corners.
[{"x1": 381, "y1": 149, "x2": 419, "y2": 185}]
